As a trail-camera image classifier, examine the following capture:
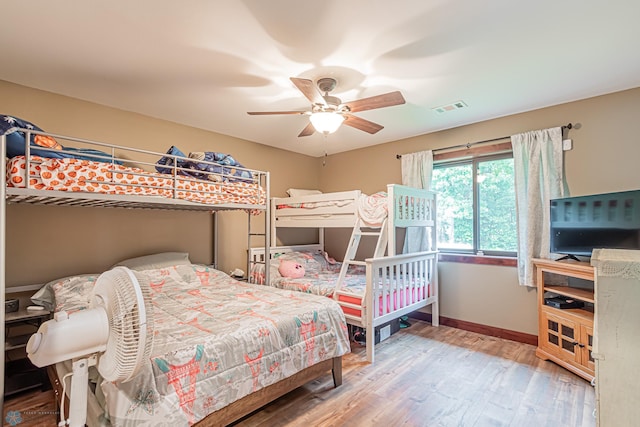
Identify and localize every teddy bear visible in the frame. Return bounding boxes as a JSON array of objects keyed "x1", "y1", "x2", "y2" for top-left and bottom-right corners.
[{"x1": 278, "y1": 259, "x2": 305, "y2": 279}]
